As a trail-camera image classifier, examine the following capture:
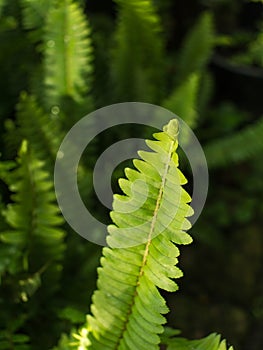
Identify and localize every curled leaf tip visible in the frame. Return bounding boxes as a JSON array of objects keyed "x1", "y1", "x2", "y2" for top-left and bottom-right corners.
[{"x1": 163, "y1": 119, "x2": 179, "y2": 140}]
